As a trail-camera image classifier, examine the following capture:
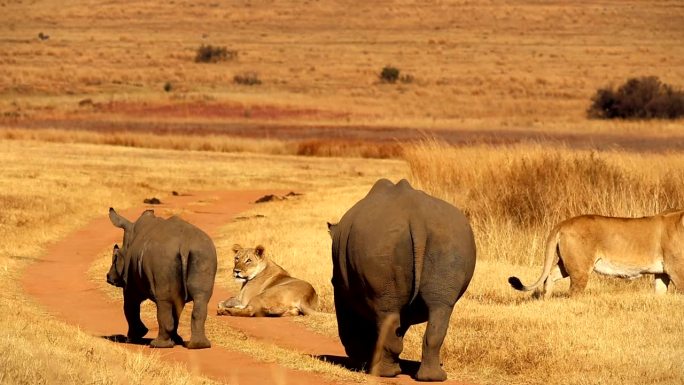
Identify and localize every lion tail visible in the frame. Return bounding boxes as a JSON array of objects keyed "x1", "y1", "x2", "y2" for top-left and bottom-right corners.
[
  {"x1": 508, "y1": 224, "x2": 561, "y2": 292},
  {"x1": 179, "y1": 245, "x2": 190, "y2": 302},
  {"x1": 409, "y1": 220, "x2": 427, "y2": 304}
]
